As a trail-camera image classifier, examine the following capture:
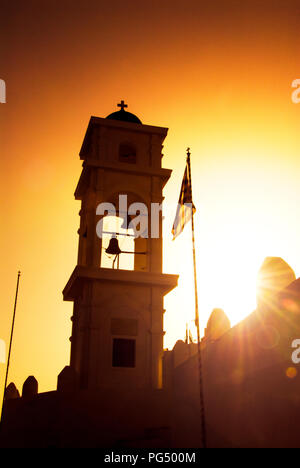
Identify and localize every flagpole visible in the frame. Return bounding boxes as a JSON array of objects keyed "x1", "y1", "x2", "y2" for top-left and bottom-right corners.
[
  {"x1": 0, "y1": 270, "x2": 21, "y2": 425},
  {"x1": 186, "y1": 149, "x2": 207, "y2": 449}
]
